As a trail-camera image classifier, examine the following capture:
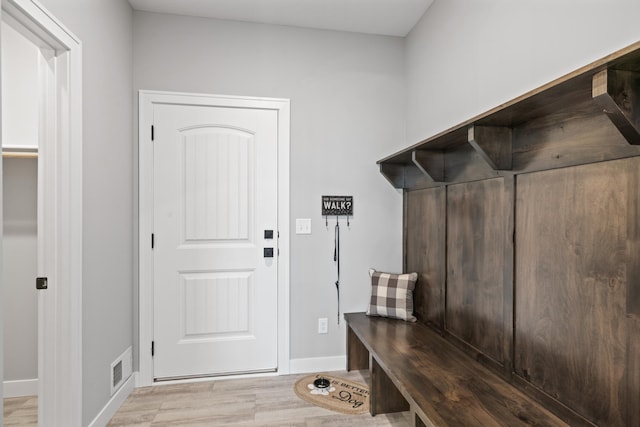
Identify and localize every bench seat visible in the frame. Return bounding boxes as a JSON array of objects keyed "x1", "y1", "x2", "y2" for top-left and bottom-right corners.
[{"x1": 345, "y1": 312, "x2": 569, "y2": 427}]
